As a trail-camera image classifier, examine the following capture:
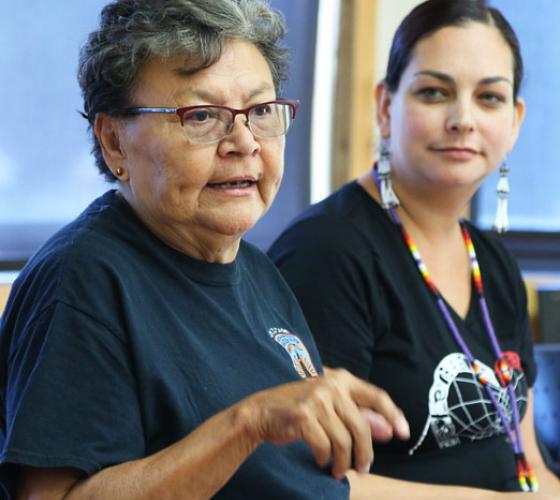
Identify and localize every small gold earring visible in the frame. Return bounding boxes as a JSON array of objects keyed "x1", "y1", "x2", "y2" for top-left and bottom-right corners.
[{"x1": 115, "y1": 167, "x2": 124, "y2": 177}]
